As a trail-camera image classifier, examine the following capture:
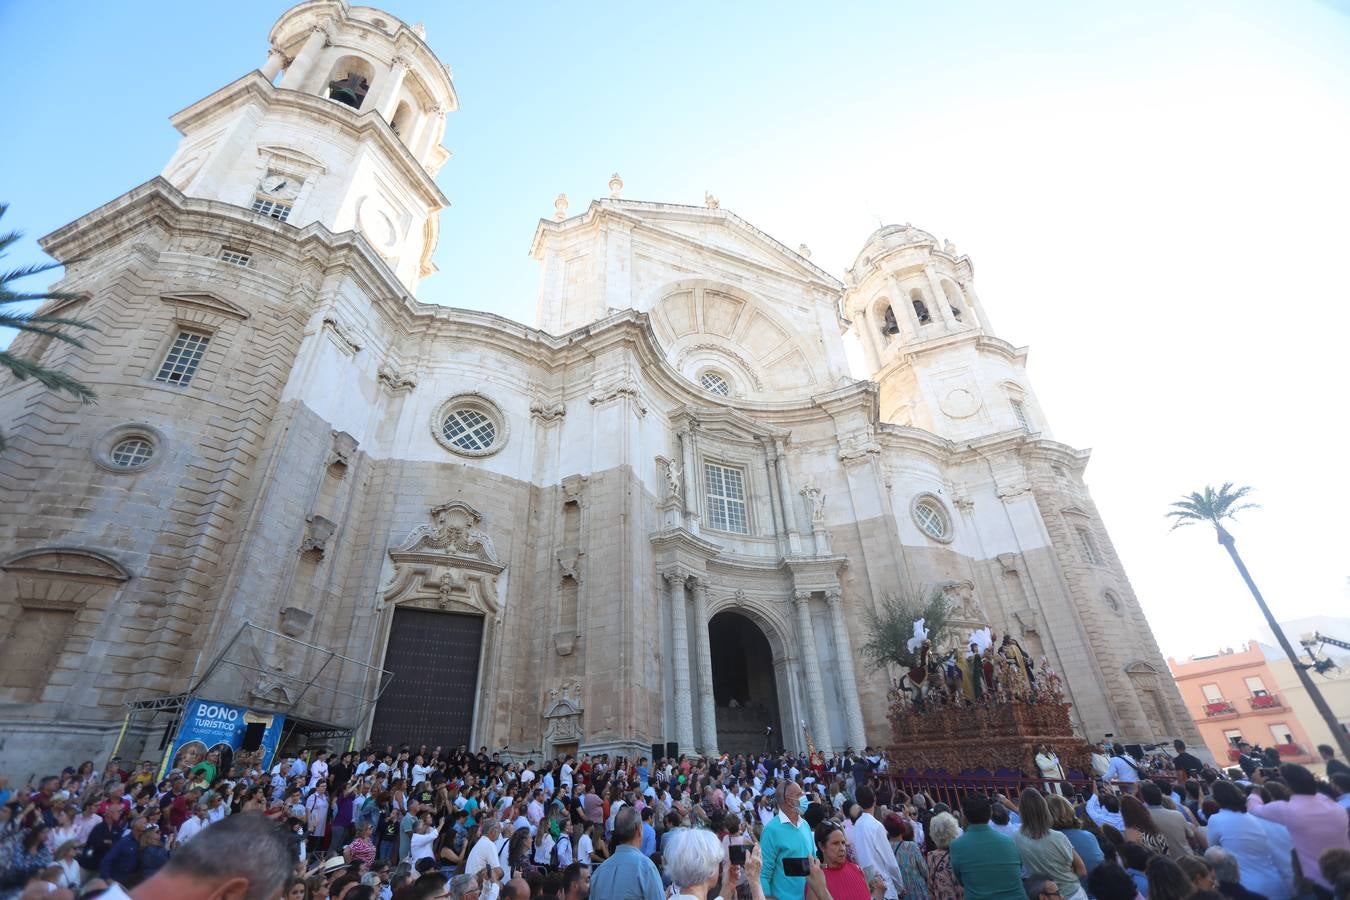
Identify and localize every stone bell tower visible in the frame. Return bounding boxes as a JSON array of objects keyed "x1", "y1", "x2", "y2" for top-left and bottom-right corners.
[
  {"x1": 841, "y1": 224, "x2": 1046, "y2": 442},
  {"x1": 160, "y1": 0, "x2": 458, "y2": 291}
]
